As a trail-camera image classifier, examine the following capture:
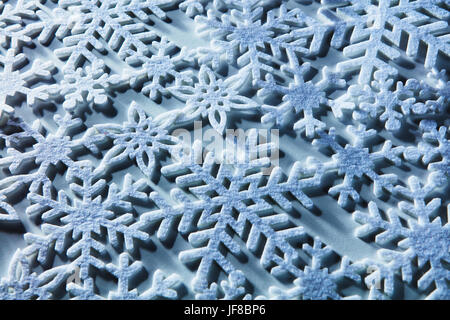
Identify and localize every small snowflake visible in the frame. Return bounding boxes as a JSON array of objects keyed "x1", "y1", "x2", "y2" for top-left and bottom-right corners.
[
  {"x1": 169, "y1": 65, "x2": 257, "y2": 133},
  {"x1": 23, "y1": 164, "x2": 149, "y2": 280},
  {"x1": 312, "y1": 125, "x2": 404, "y2": 206},
  {"x1": 127, "y1": 37, "x2": 195, "y2": 100},
  {"x1": 257, "y1": 56, "x2": 352, "y2": 137},
  {"x1": 346, "y1": 71, "x2": 417, "y2": 131},
  {"x1": 0, "y1": 113, "x2": 97, "y2": 195},
  {"x1": 49, "y1": 63, "x2": 124, "y2": 112},
  {"x1": 403, "y1": 120, "x2": 449, "y2": 185},
  {"x1": 194, "y1": 2, "x2": 329, "y2": 81}
]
